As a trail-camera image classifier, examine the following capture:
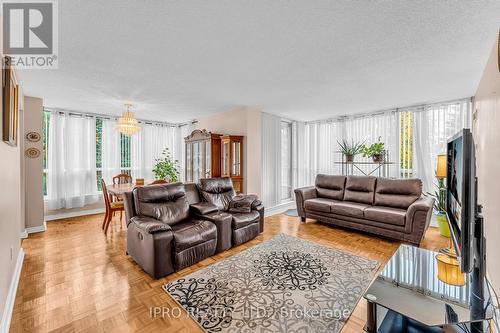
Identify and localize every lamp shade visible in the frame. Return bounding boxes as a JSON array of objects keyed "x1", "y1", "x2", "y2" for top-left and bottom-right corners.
[{"x1": 436, "y1": 154, "x2": 447, "y2": 178}]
